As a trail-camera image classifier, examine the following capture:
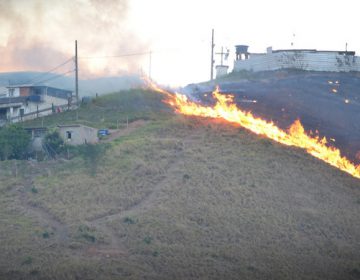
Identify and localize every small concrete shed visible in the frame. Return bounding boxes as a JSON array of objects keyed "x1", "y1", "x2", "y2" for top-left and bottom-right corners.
[{"x1": 57, "y1": 124, "x2": 98, "y2": 145}]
